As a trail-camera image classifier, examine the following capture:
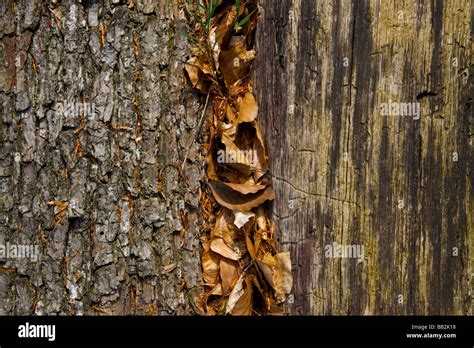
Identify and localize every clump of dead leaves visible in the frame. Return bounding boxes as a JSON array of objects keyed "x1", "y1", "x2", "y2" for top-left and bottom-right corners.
[{"x1": 183, "y1": 0, "x2": 292, "y2": 315}]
